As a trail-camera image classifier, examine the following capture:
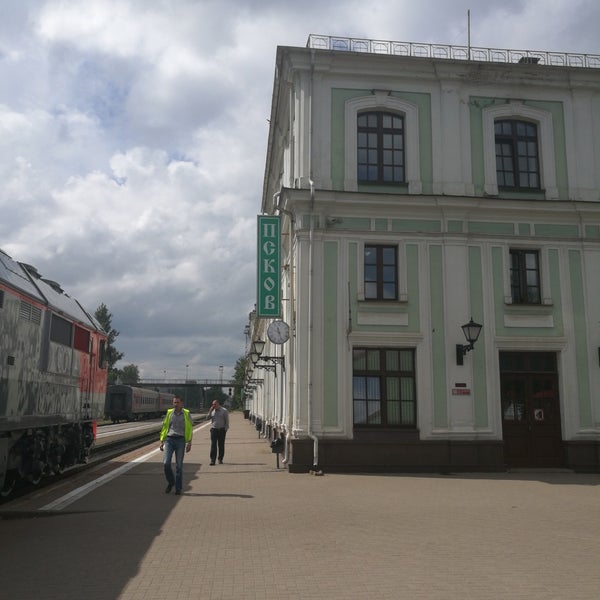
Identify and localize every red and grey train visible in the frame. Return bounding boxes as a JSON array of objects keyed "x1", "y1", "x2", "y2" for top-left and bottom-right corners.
[
  {"x1": 105, "y1": 385, "x2": 175, "y2": 423},
  {"x1": 0, "y1": 249, "x2": 108, "y2": 496}
]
